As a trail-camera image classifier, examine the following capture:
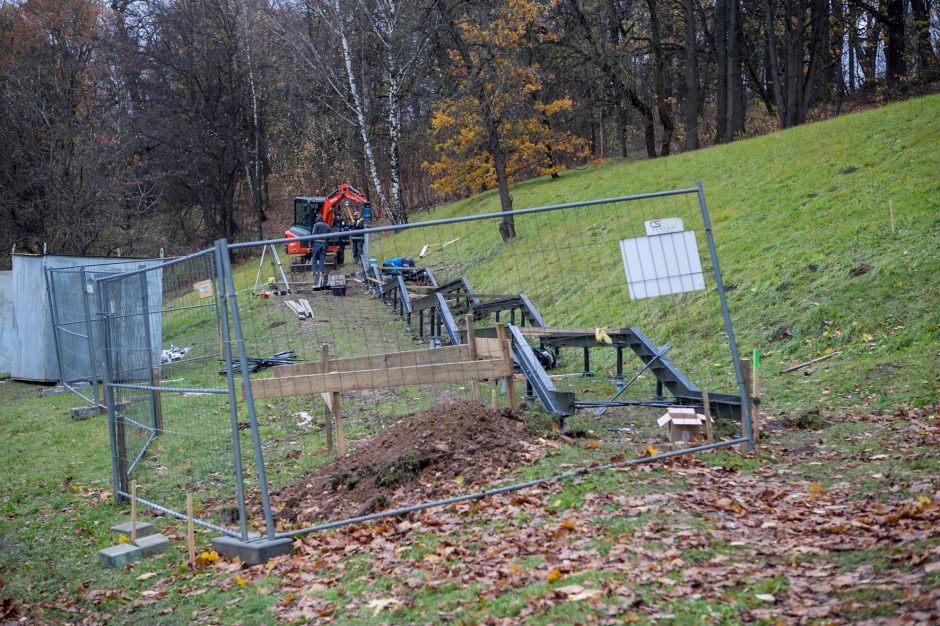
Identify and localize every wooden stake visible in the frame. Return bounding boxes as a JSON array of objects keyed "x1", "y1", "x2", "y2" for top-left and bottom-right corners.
[
  {"x1": 333, "y1": 391, "x2": 346, "y2": 457},
  {"x1": 465, "y1": 314, "x2": 482, "y2": 402},
  {"x1": 130, "y1": 480, "x2": 138, "y2": 543},
  {"x1": 752, "y1": 352, "x2": 761, "y2": 443},
  {"x1": 739, "y1": 358, "x2": 756, "y2": 443},
  {"x1": 152, "y1": 367, "x2": 163, "y2": 434},
  {"x1": 702, "y1": 392, "x2": 714, "y2": 443},
  {"x1": 490, "y1": 388, "x2": 498, "y2": 410},
  {"x1": 321, "y1": 345, "x2": 333, "y2": 454},
  {"x1": 495, "y1": 324, "x2": 516, "y2": 411},
  {"x1": 889, "y1": 199, "x2": 895, "y2": 235},
  {"x1": 186, "y1": 491, "x2": 195, "y2": 564}
]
